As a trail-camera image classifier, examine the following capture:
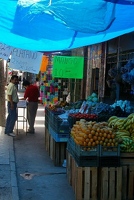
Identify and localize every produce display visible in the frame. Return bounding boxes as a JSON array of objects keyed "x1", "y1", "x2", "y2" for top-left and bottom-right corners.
[
  {"x1": 69, "y1": 112, "x2": 134, "y2": 153},
  {"x1": 110, "y1": 100, "x2": 132, "y2": 114},
  {"x1": 120, "y1": 138, "x2": 134, "y2": 153},
  {"x1": 70, "y1": 119, "x2": 118, "y2": 149},
  {"x1": 69, "y1": 113, "x2": 97, "y2": 120},
  {"x1": 46, "y1": 89, "x2": 134, "y2": 153},
  {"x1": 121, "y1": 59, "x2": 134, "y2": 85},
  {"x1": 108, "y1": 113, "x2": 134, "y2": 152},
  {"x1": 86, "y1": 92, "x2": 99, "y2": 103},
  {"x1": 48, "y1": 100, "x2": 69, "y2": 110}
]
